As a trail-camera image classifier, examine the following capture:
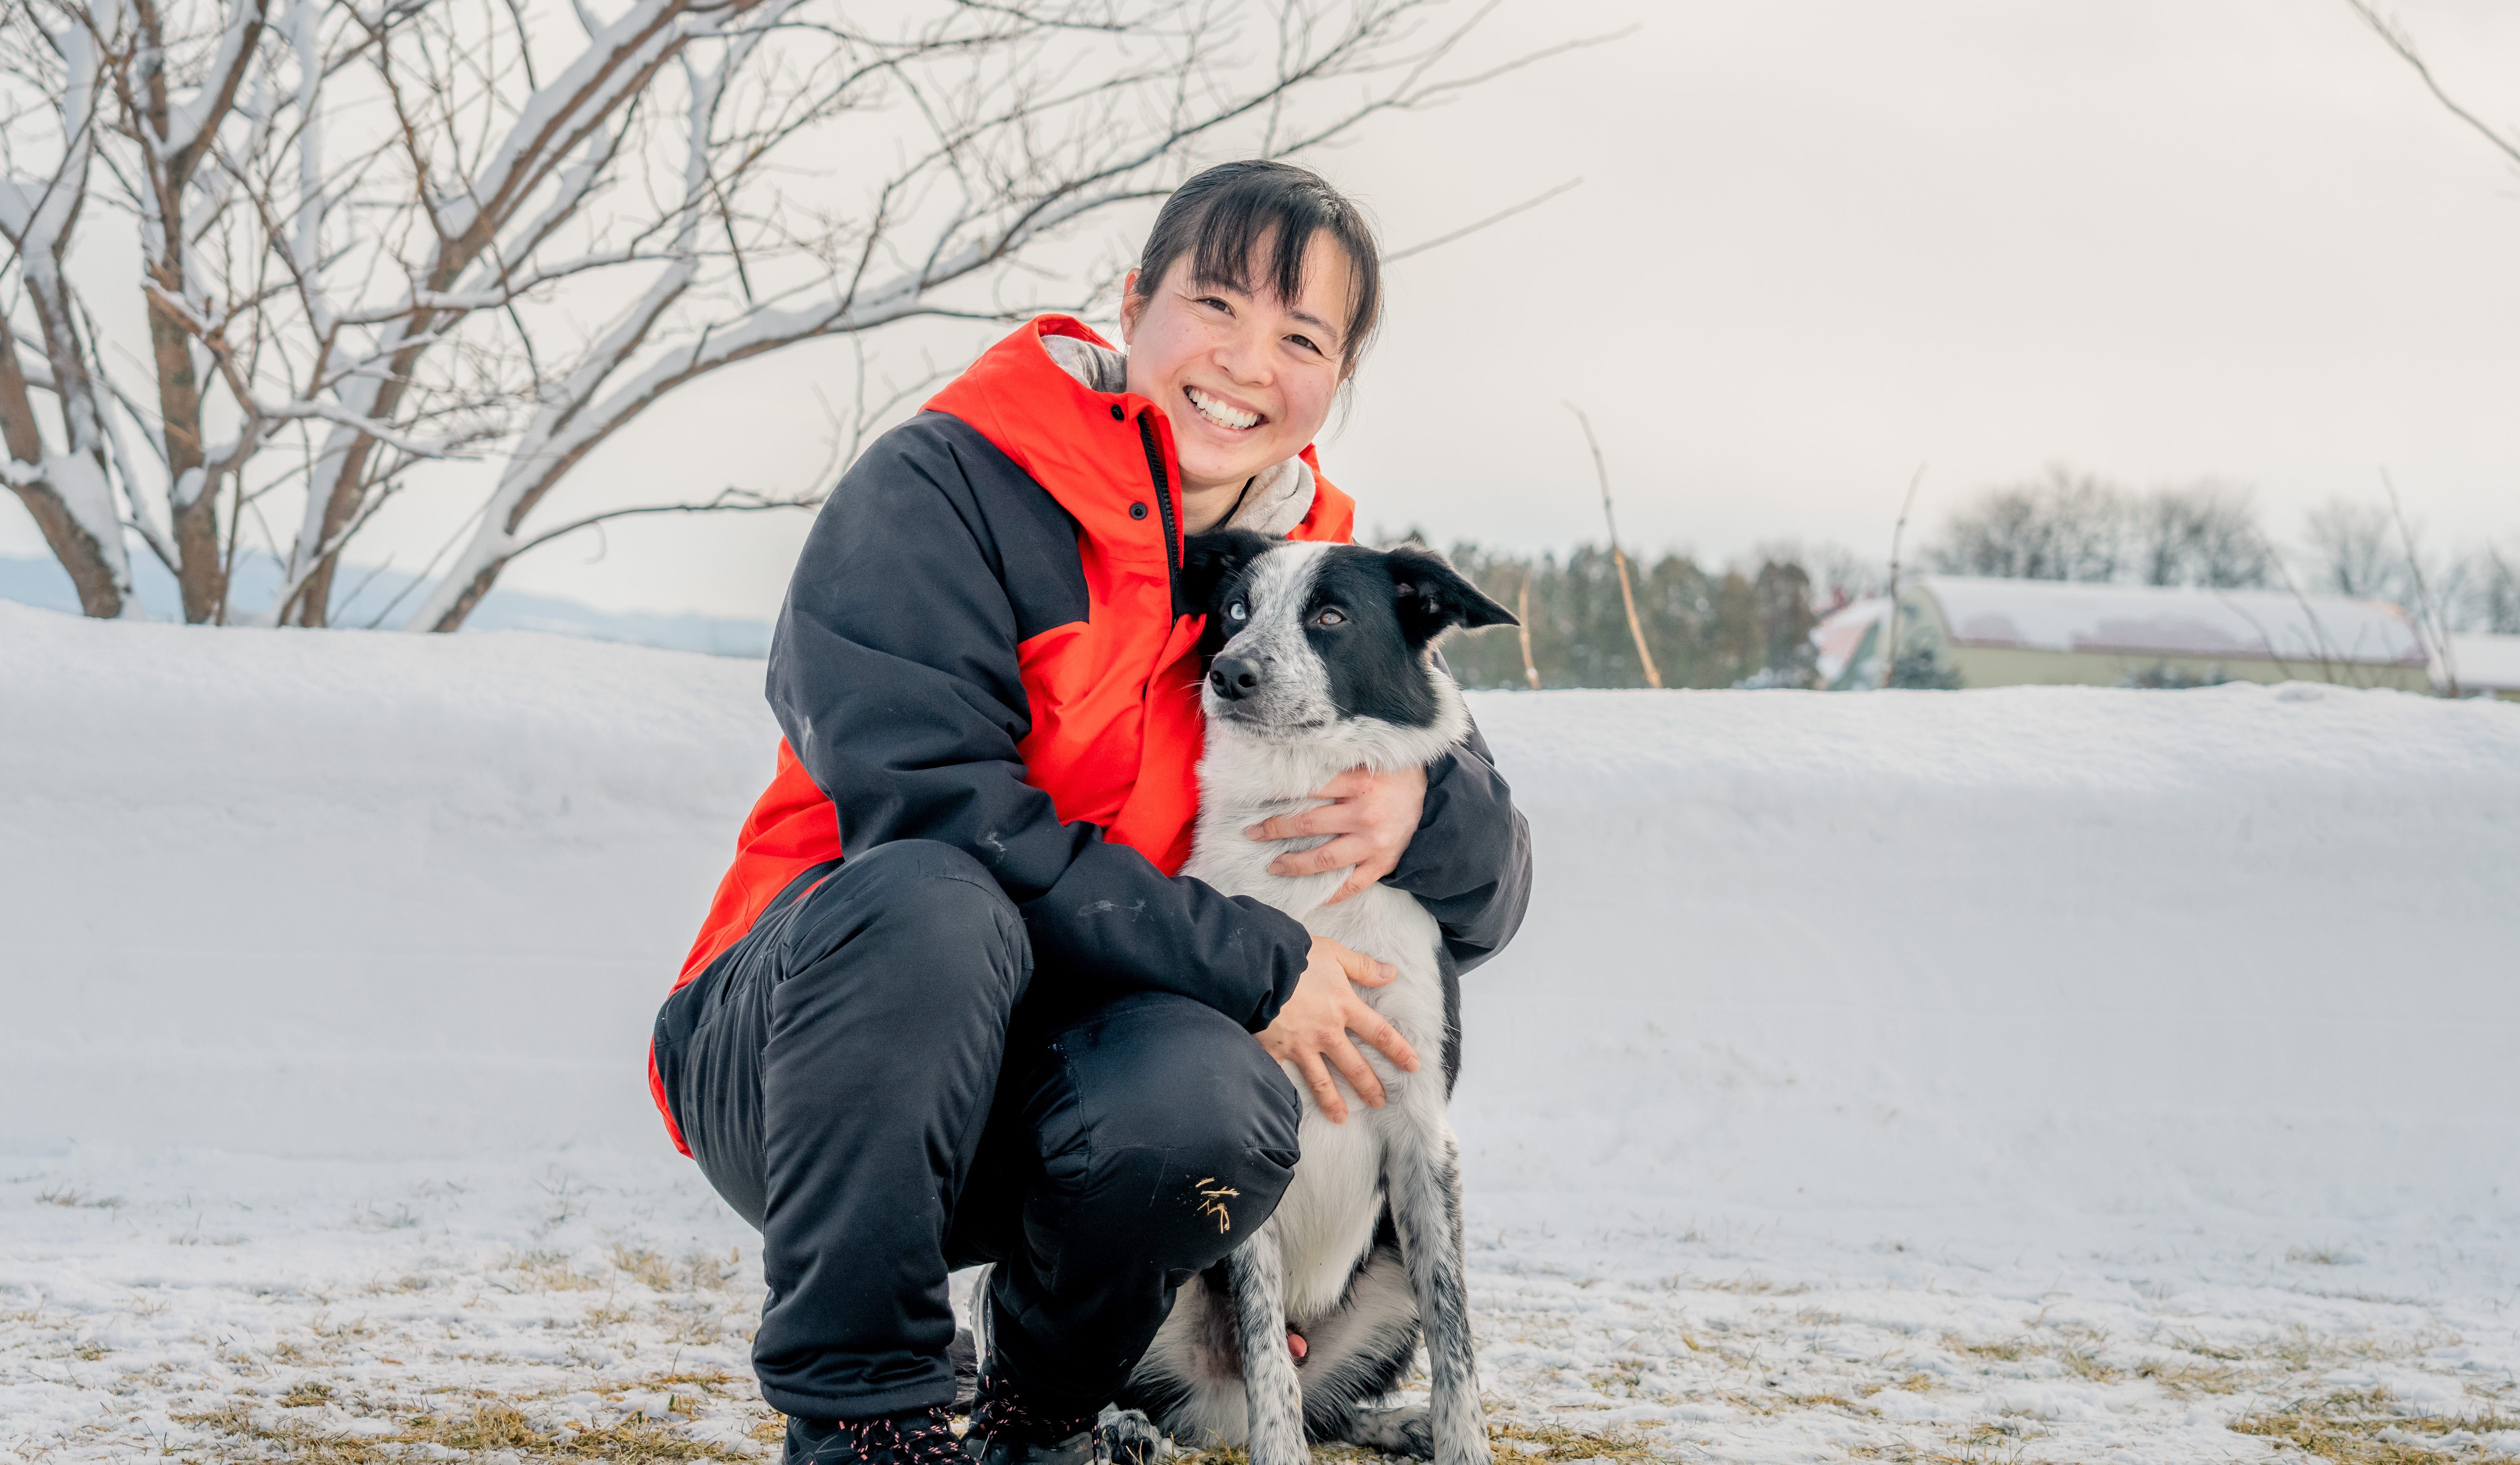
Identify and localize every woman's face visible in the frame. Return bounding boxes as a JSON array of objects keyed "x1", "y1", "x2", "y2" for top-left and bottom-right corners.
[{"x1": 1120, "y1": 229, "x2": 1356, "y2": 496}]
